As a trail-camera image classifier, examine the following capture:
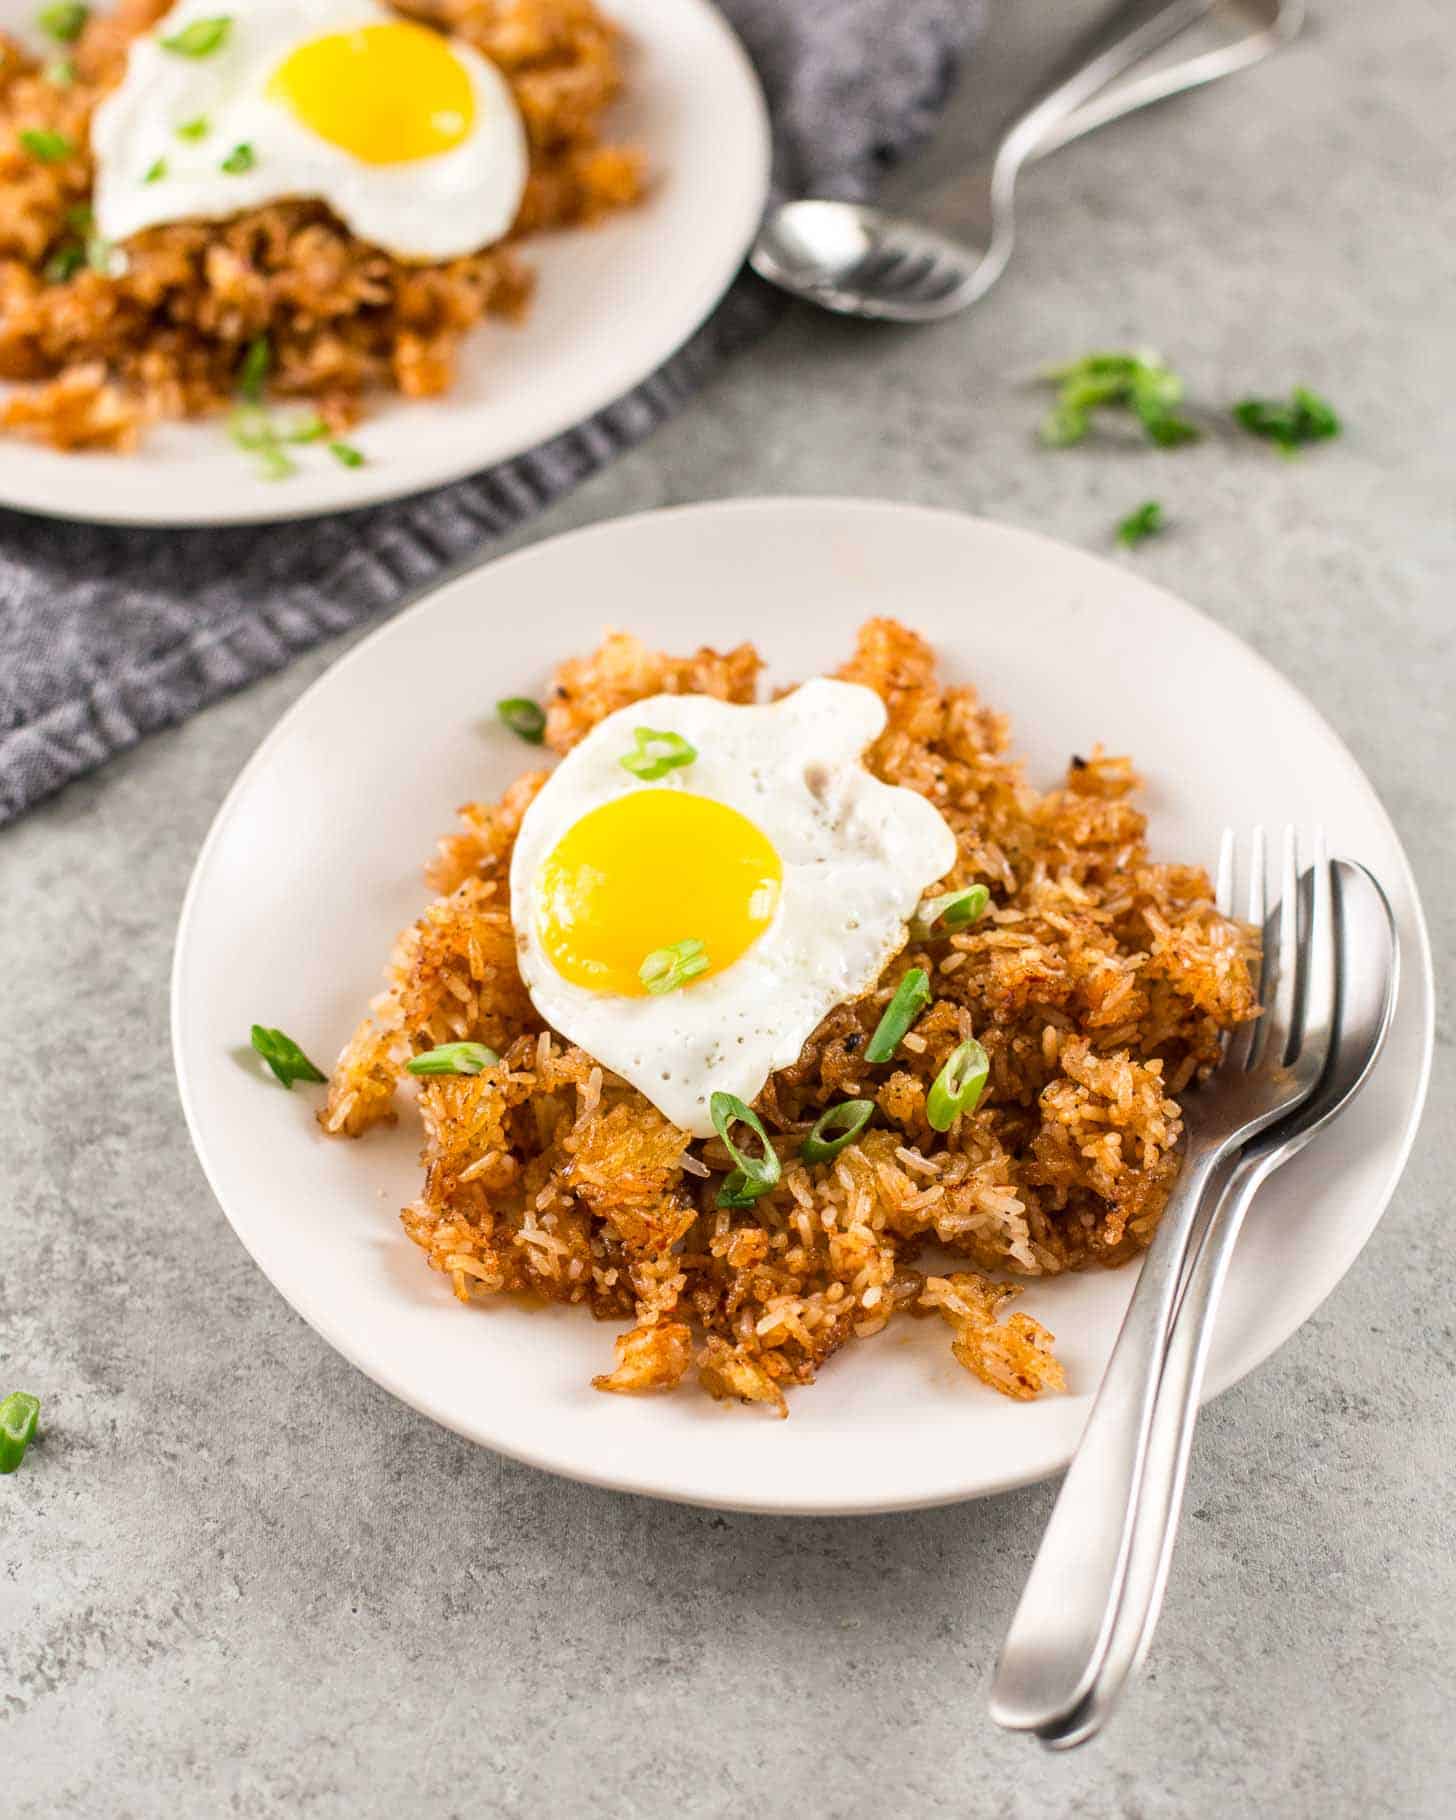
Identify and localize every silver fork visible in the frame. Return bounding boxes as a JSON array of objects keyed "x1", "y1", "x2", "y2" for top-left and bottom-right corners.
[
  {"x1": 1039, "y1": 858, "x2": 1400, "y2": 1748},
  {"x1": 989, "y1": 829, "x2": 1337, "y2": 1736},
  {"x1": 750, "y1": 0, "x2": 1304, "y2": 322}
]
